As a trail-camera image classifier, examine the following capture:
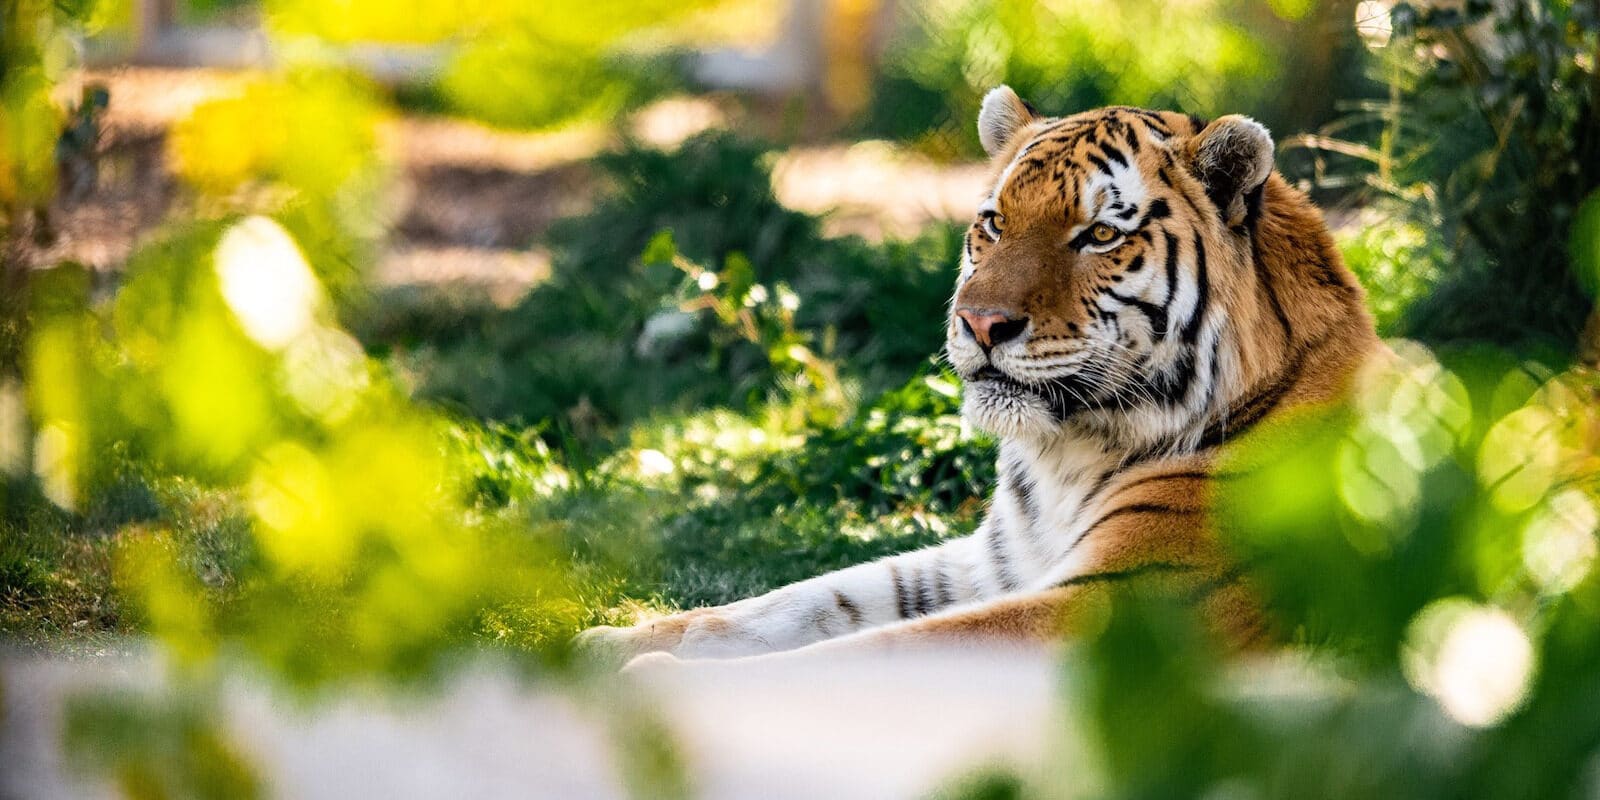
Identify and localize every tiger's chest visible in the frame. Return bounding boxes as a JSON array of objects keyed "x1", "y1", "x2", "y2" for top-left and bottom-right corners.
[{"x1": 991, "y1": 440, "x2": 1122, "y2": 586}]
